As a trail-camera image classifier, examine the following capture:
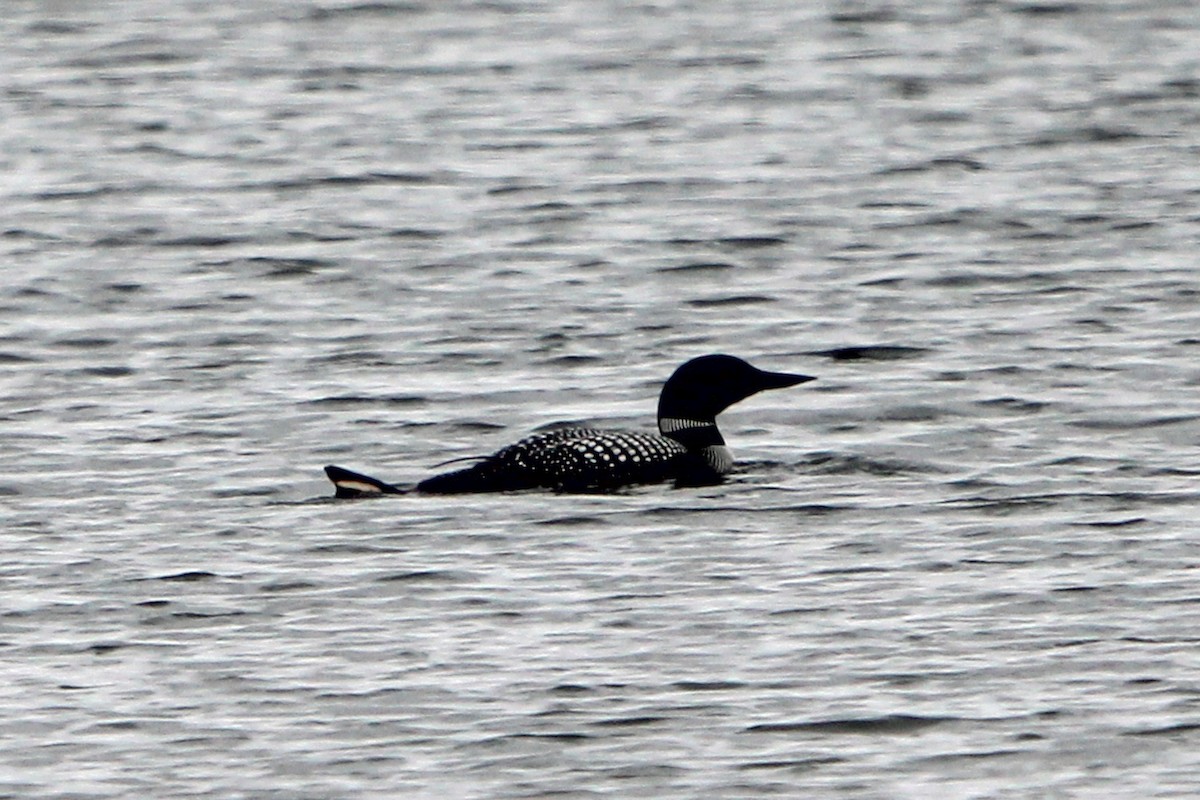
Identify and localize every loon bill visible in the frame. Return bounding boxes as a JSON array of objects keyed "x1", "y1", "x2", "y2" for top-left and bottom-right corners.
[{"x1": 324, "y1": 353, "x2": 814, "y2": 497}]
